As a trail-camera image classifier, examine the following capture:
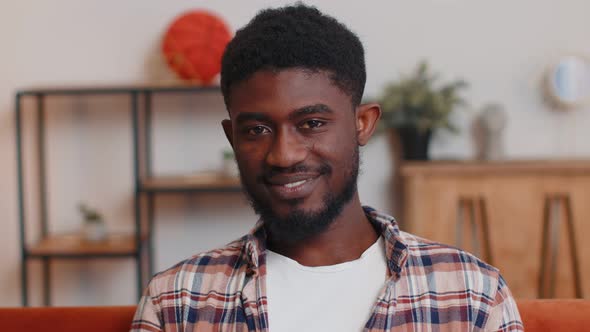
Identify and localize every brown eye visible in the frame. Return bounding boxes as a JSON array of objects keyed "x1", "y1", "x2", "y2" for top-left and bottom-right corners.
[
  {"x1": 247, "y1": 125, "x2": 270, "y2": 135},
  {"x1": 300, "y1": 120, "x2": 324, "y2": 129}
]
